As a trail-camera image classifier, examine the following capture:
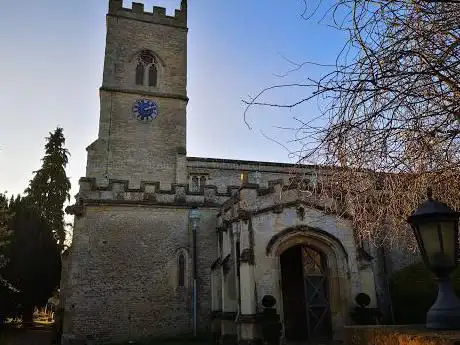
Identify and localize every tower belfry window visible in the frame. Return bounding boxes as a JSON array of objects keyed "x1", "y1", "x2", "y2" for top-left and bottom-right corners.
[
  {"x1": 135, "y1": 50, "x2": 158, "y2": 87},
  {"x1": 135, "y1": 62, "x2": 145, "y2": 85},
  {"x1": 148, "y1": 65, "x2": 157, "y2": 87}
]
